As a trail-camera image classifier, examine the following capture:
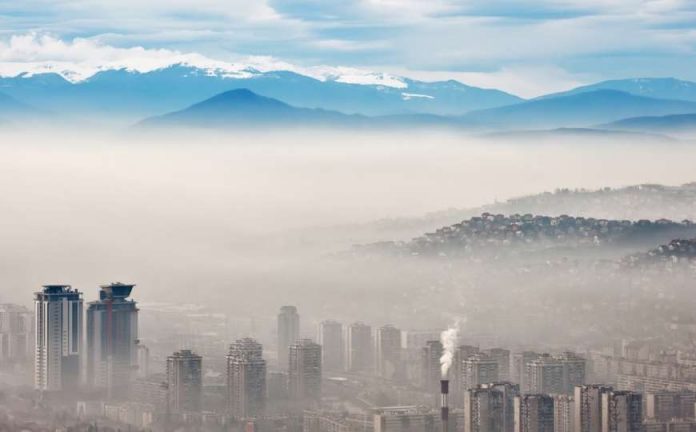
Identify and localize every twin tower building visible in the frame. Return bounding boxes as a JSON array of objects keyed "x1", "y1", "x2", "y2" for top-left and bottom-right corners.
[{"x1": 34, "y1": 283, "x2": 138, "y2": 398}]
